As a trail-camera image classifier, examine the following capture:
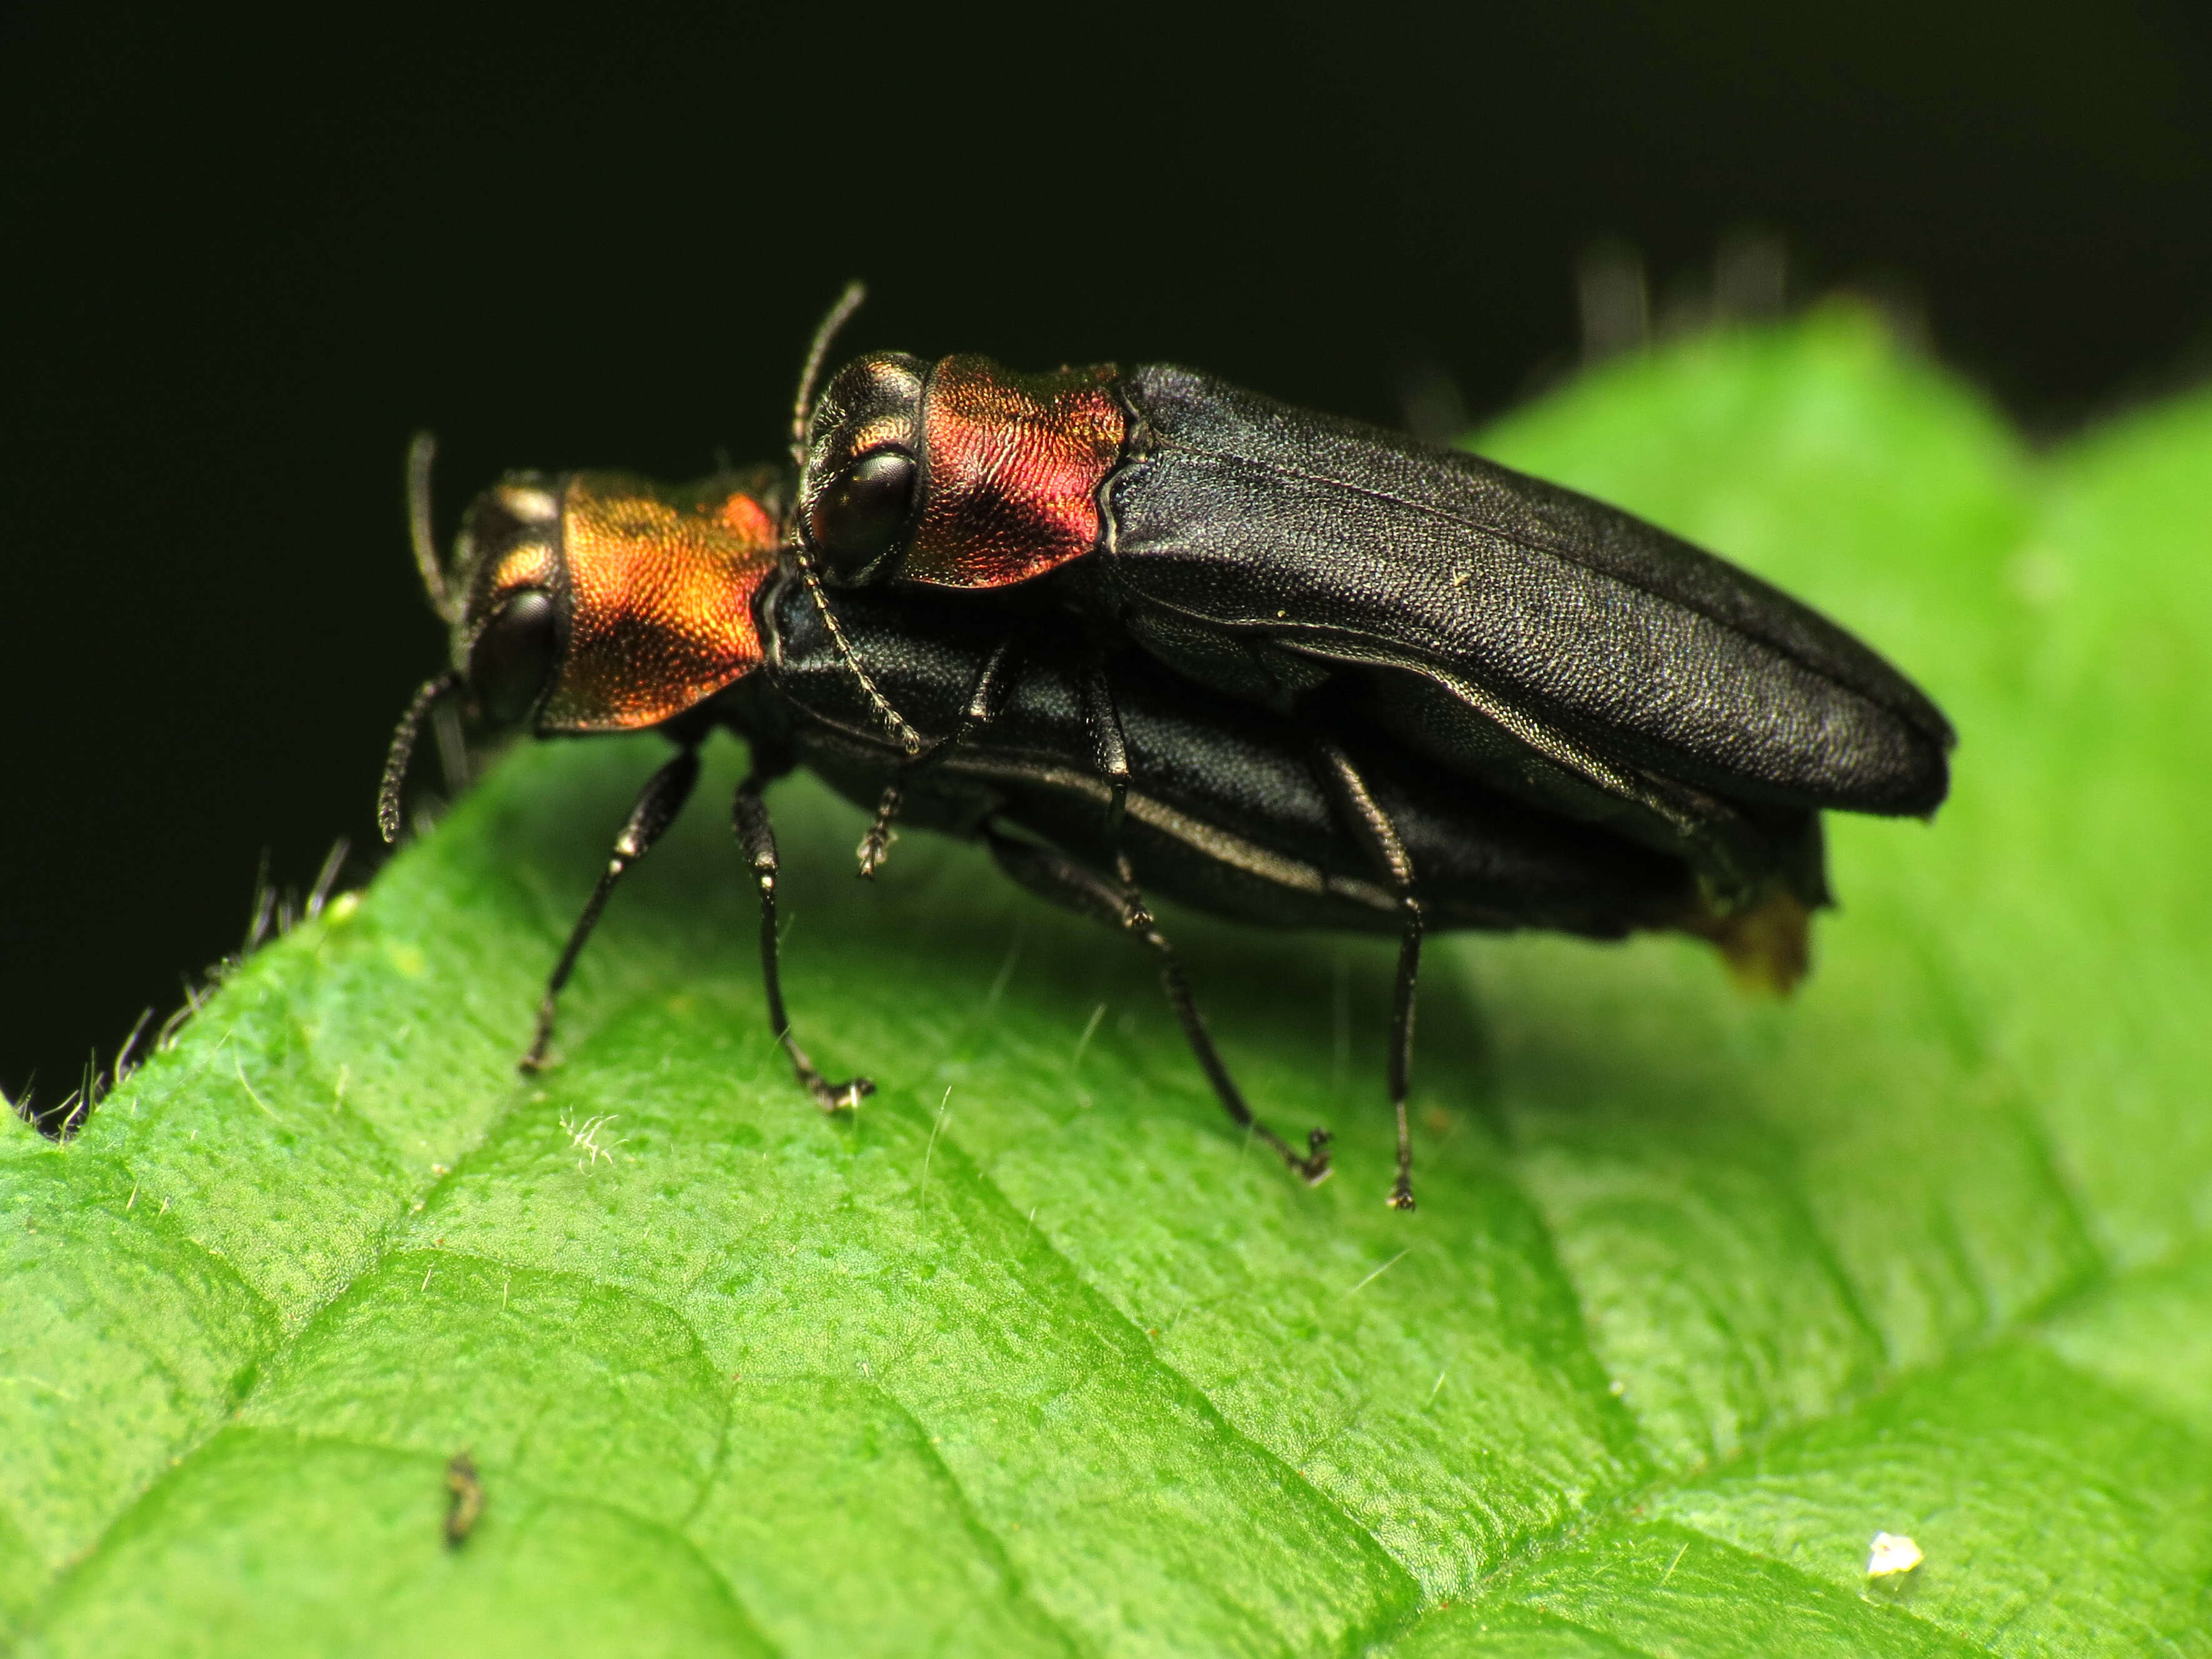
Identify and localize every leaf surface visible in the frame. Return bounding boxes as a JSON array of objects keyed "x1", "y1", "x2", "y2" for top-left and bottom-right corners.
[{"x1": 8, "y1": 304, "x2": 2210, "y2": 1655}]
